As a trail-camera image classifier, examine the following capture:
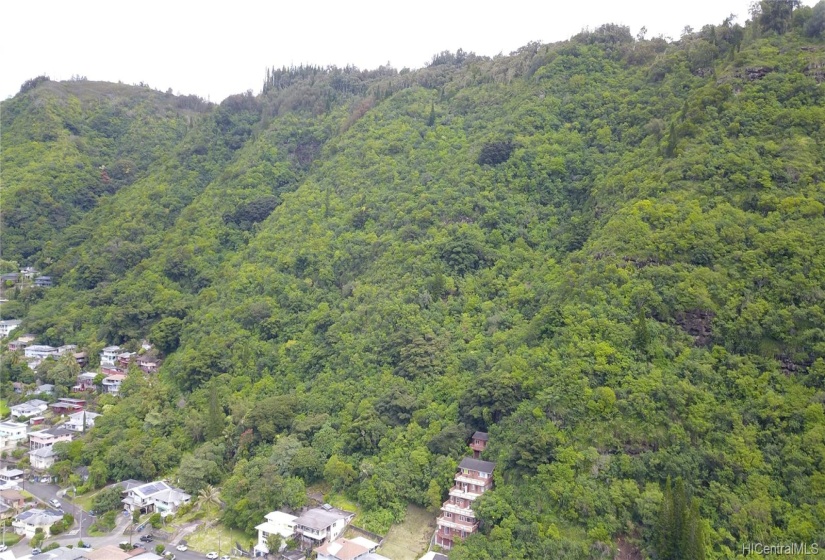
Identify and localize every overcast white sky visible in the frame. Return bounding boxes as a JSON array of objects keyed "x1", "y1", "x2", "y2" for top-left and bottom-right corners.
[{"x1": 1, "y1": 0, "x2": 817, "y2": 103}]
